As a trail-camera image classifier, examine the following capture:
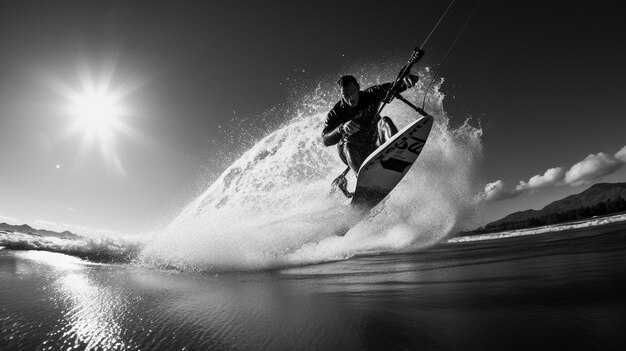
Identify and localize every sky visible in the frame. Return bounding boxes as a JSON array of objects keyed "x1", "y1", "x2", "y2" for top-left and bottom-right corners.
[{"x1": 0, "y1": 0, "x2": 625, "y2": 234}]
